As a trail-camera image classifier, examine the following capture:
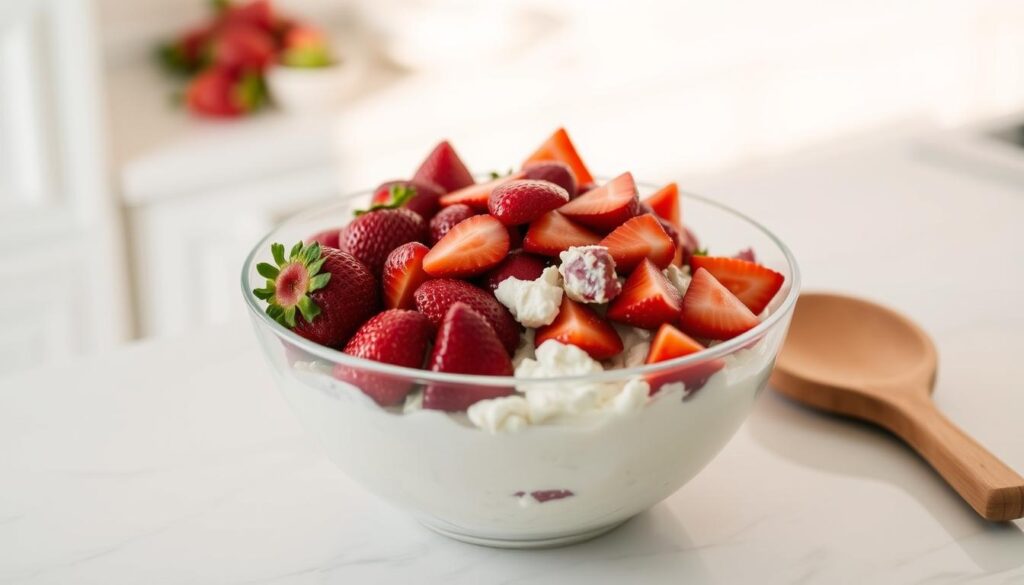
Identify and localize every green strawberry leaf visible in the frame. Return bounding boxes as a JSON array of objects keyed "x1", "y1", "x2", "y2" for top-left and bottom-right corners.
[{"x1": 354, "y1": 184, "x2": 417, "y2": 216}]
